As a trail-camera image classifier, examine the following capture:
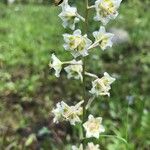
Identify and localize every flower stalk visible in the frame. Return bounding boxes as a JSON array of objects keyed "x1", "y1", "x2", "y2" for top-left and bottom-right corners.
[
  {"x1": 85, "y1": 72, "x2": 98, "y2": 79},
  {"x1": 81, "y1": 0, "x2": 89, "y2": 143},
  {"x1": 87, "y1": 5, "x2": 95, "y2": 10},
  {"x1": 63, "y1": 61, "x2": 82, "y2": 65}
]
